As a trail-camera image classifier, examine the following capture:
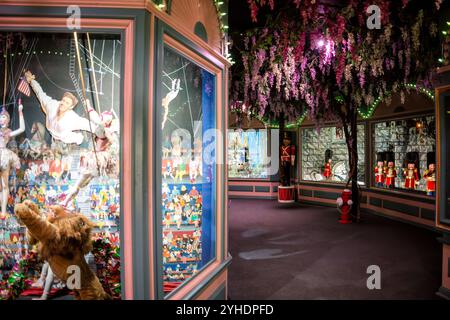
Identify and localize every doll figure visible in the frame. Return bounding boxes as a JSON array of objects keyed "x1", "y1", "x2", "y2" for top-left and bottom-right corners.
[
  {"x1": 0, "y1": 102, "x2": 25, "y2": 219},
  {"x1": 423, "y1": 152, "x2": 436, "y2": 196},
  {"x1": 403, "y1": 152, "x2": 419, "y2": 190},
  {"x1": 374, "y1": 152, "x2": 386, "y2": 187},
  {"x1": 323, "y1": 149, "x2": 333, "y2": 180},
  {"x1": 280, "y1": 132, "x2": 296, "y2": 186},
  {"x1": 175, "y1": 159, "x2": 187, "y2": 181},
  {"x1": 384, "y1": 152, "x2": 396, "y2": 189}
]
